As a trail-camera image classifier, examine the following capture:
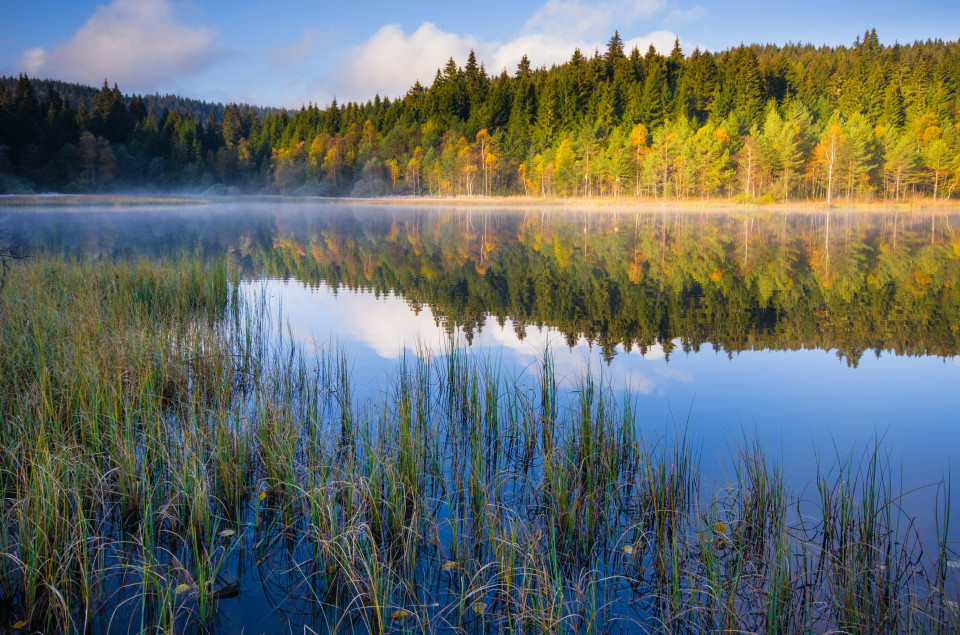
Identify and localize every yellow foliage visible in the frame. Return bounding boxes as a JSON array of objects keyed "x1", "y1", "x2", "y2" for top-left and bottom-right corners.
[
  {"x1": 273, "y1": 238, "x2": 305, "y2": 257},
  {"x1": 628, "y1": 259, "x2": 643, "y2": 285},
  {"x1": 554, "y1": 237, "x2": 573, "y2": 269}
]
